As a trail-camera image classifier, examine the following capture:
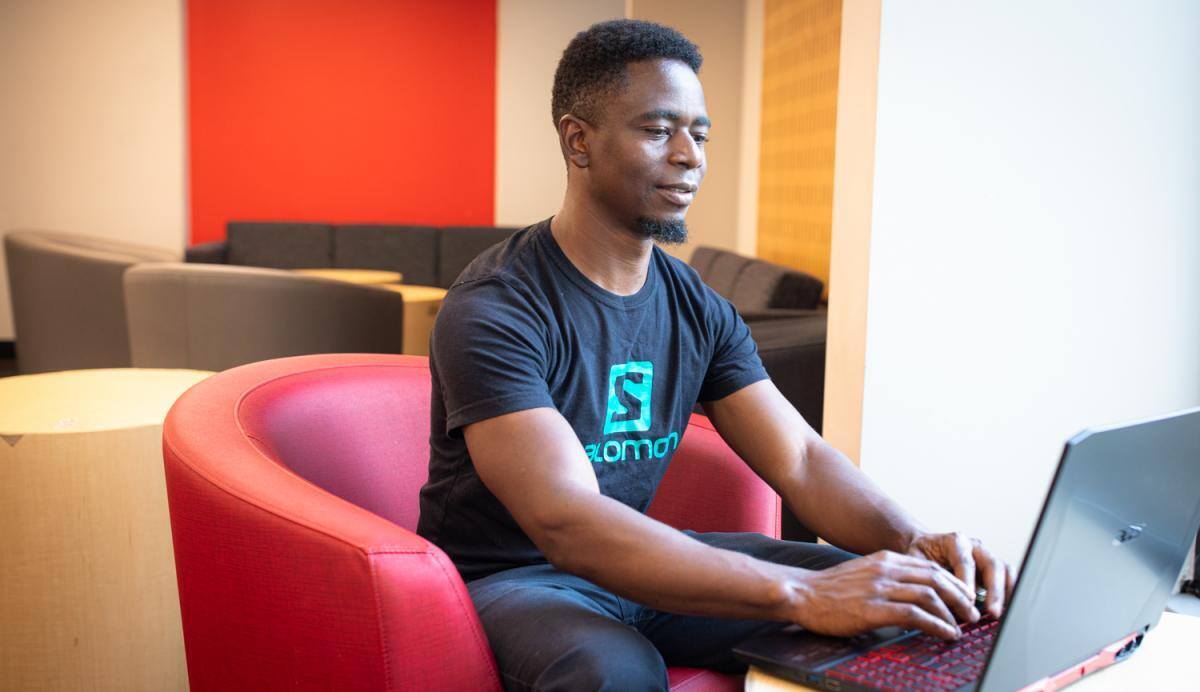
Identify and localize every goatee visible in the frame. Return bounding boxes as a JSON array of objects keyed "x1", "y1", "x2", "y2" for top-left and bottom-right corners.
[{"x1": 636, "y1": 217, "x2": 689, "y2": 245}]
